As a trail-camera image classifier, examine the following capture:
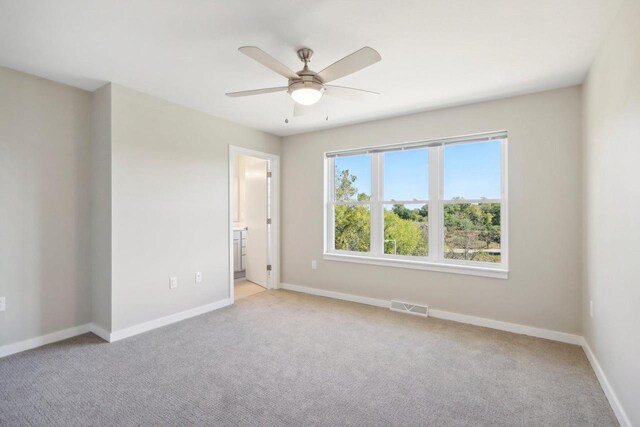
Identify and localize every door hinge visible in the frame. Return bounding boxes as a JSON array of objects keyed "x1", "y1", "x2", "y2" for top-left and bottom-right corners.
[
  {"x1": 267, "y1": 171, "x2": 272, "y2": 178},
  {"x1": 267, "y1": 264, "x2": 272, "y2": 271},
  {"x1": 267, "y1": 218, "x2": 271, "y2": 225}
]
